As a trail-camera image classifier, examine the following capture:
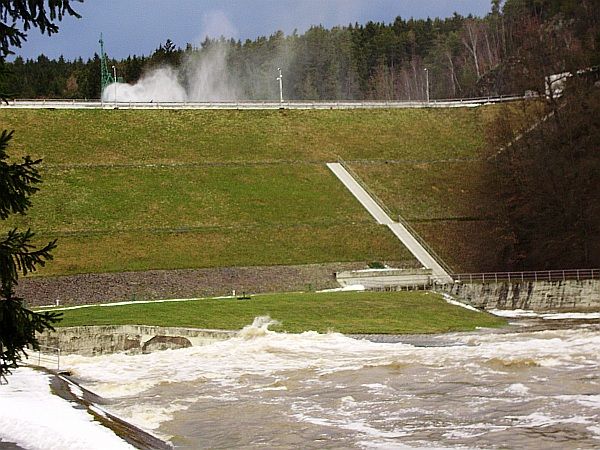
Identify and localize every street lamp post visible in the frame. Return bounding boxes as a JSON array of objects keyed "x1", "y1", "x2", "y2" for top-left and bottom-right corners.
[
  {"x1": 112, "y1": 65, "x2": 117, "y2": 107},
  {"x1": 276, "y1": 68, "x2": 283, "y2": 105},
  {"x1": 424, "y1": 68, "x2": 430, "y2": 104}
]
